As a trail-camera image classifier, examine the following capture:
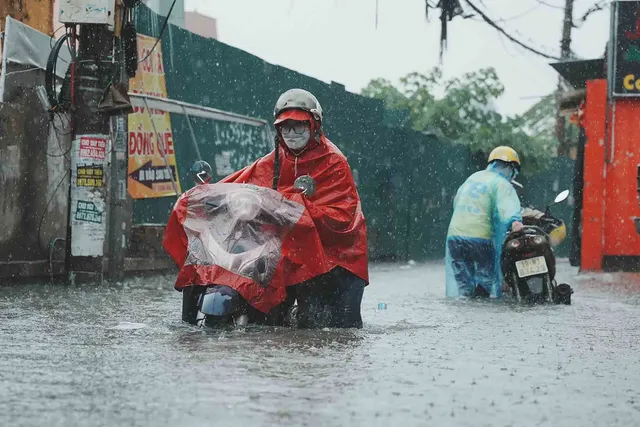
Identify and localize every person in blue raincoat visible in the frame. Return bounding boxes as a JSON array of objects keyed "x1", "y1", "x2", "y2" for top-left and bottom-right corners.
[{"x1": 445, "y1": 146, "x2": 524, "y2": 298}]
